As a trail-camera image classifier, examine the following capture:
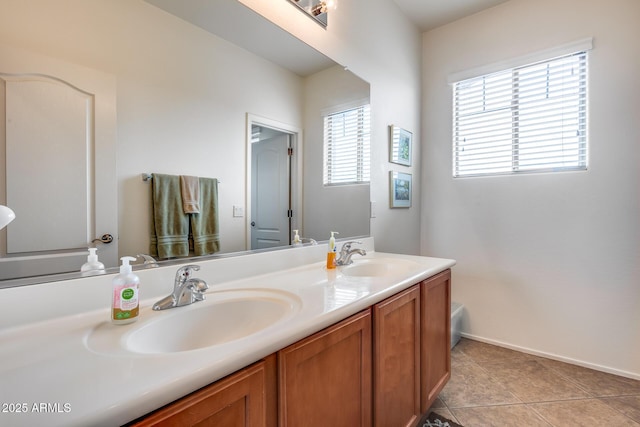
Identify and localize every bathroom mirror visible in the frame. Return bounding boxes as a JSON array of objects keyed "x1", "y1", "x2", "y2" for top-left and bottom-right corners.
[{"x1": 0, "y1": 0, "x2": 370, "y2": 286}]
